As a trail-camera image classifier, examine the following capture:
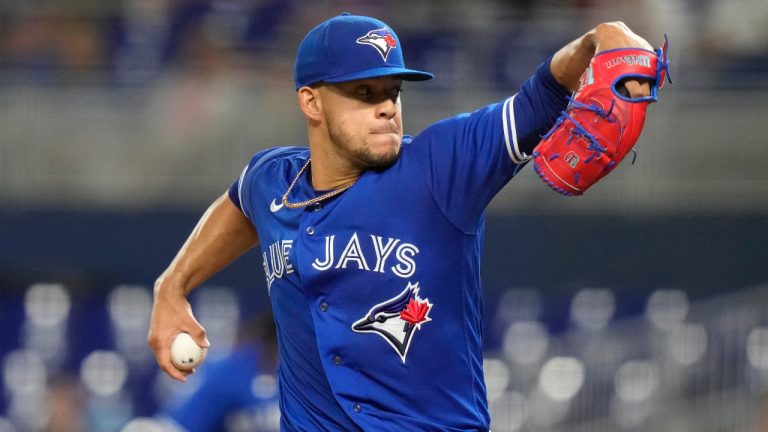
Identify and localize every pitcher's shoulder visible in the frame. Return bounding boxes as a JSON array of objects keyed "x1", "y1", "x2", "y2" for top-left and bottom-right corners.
[{"x1": 246, "y1": 146, "x2": 310, "y2": 175}]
